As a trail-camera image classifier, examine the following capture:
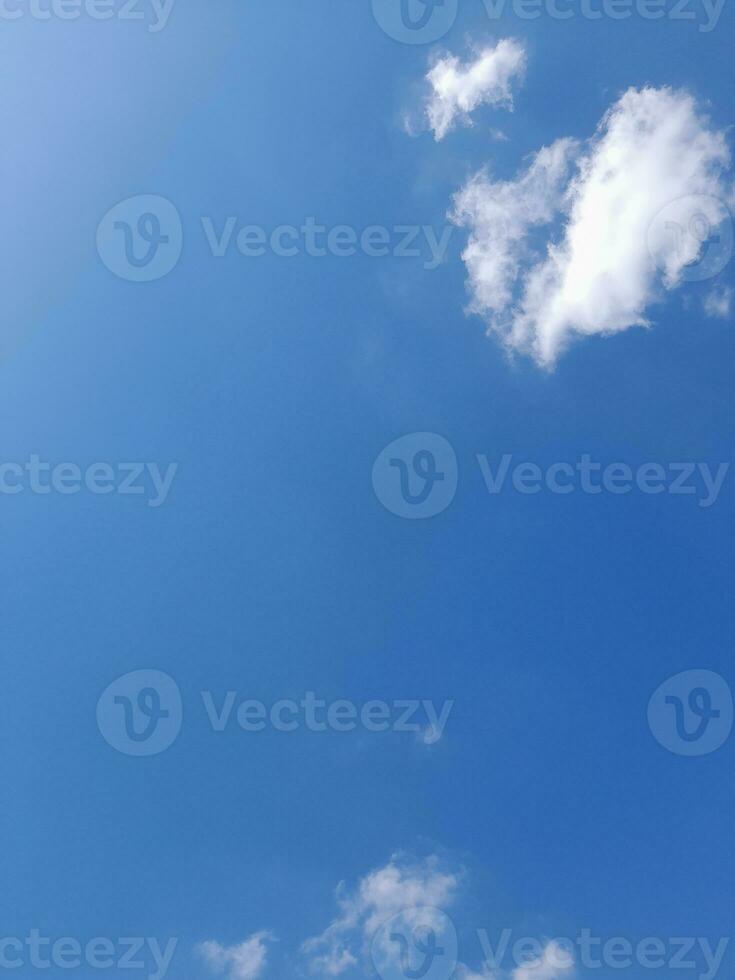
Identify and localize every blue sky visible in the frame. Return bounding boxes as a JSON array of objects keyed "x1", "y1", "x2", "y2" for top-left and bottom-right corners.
[{"x1": 2, "y1": 1, "x2": 735, "y2": 979}]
